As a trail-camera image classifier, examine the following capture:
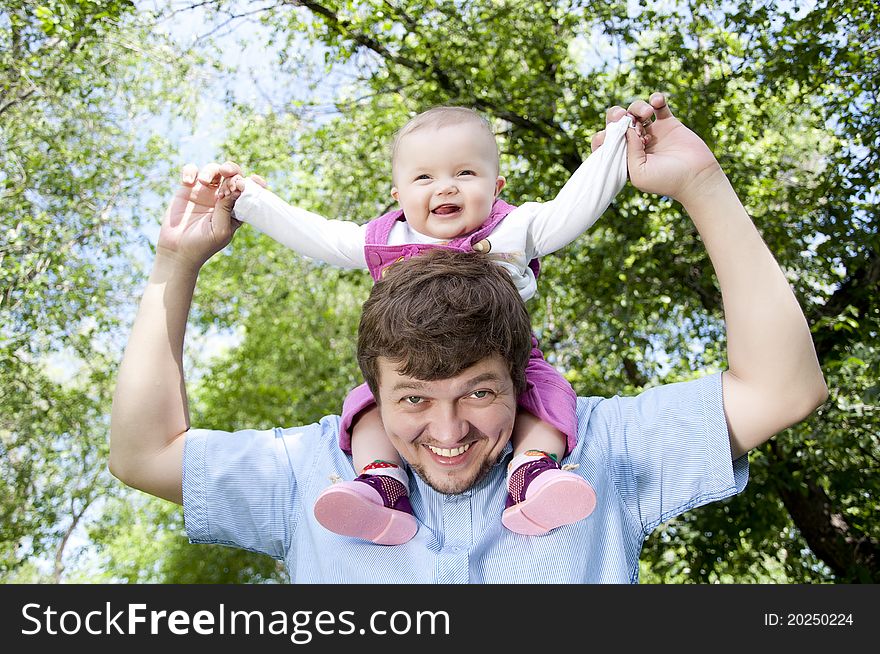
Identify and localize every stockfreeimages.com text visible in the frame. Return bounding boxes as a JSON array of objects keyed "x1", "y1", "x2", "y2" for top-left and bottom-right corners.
[{"x1": 21, "y1": 602, "x2": 450, "y2": 644}]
